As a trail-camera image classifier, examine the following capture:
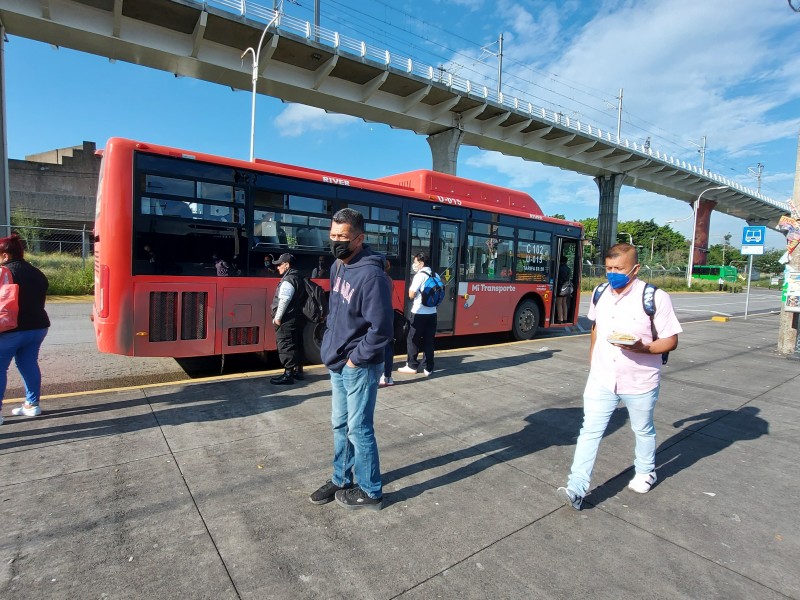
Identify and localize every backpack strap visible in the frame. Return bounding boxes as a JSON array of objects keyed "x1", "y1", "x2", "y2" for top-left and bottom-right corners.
[
  {"x1": 592, "y1": 282, "x2": 609, "y2": 306},
  {"x1": 642, "y1": 282, "x2": 669, "y2": 365}
]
